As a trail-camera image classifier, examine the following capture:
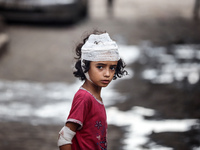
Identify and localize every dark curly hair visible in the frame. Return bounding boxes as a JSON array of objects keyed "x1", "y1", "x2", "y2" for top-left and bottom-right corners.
[{"x1": 73, "y1": 30, "x2": 128, "y2": 81}]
